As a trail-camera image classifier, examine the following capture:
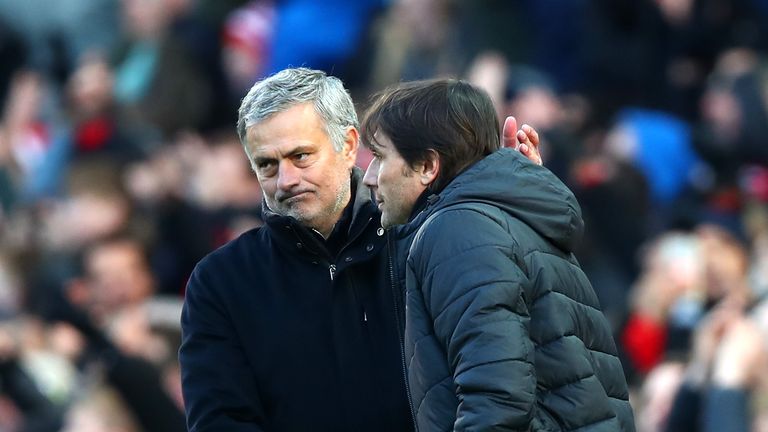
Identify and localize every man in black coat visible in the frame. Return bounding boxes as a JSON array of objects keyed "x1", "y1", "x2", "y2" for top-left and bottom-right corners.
[
  {"x1": 179, "y1": 67, "x2": 540, "y2": 431},
  {"x1": 178, "y1": 67, "x2": 412, "y2": 432},
  {"x1": 362, "y1": 79, "x2": 635, "y2": 431}
]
